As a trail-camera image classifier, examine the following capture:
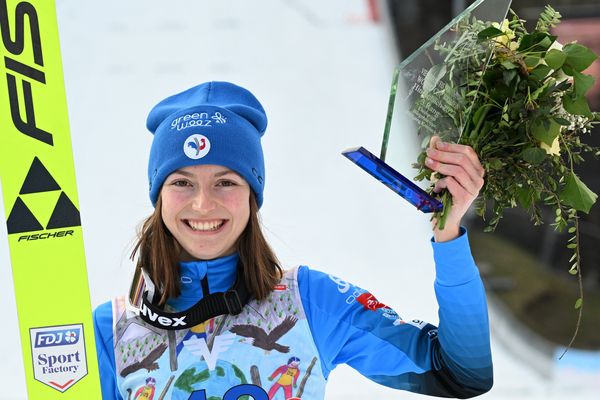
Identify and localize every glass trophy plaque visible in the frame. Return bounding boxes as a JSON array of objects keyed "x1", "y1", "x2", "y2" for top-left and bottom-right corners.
[{"x1": 343, "y1": 0, "x2": 512, "y2": 212}]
